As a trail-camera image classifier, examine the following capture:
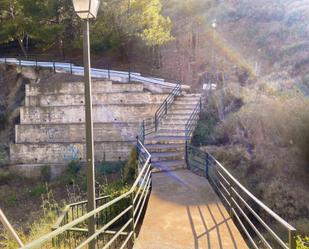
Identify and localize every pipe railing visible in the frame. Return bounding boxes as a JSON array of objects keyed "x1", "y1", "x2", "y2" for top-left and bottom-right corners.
[
  {"x1": 154, "y1": 82, "x2": 182, "y2": 132},
  {"x1": 186, "y1": 144, "x2": 297, "y2": 249},
  {"x1": 0, "y1": 55, "x2": 179, "y2": 89},
  {"x1": 19, "y1": 139, "x2": 151, "y2": 249}
]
